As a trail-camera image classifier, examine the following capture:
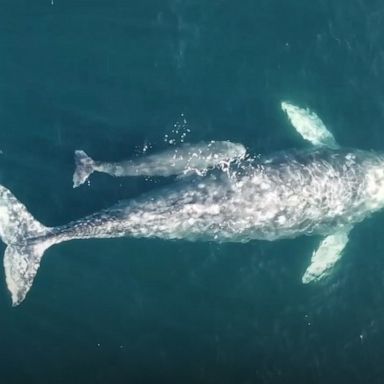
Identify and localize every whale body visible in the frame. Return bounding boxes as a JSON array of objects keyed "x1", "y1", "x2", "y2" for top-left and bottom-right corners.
[
  {"x1": 73, "y1": 141, "x2": 247, "y2": 187},
  {"x1": 1, "y1": 102, "x2": 383, "y2": 306},
  {"x1": 53, "y1": 149, "x2": 384, "y2": 244}
]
